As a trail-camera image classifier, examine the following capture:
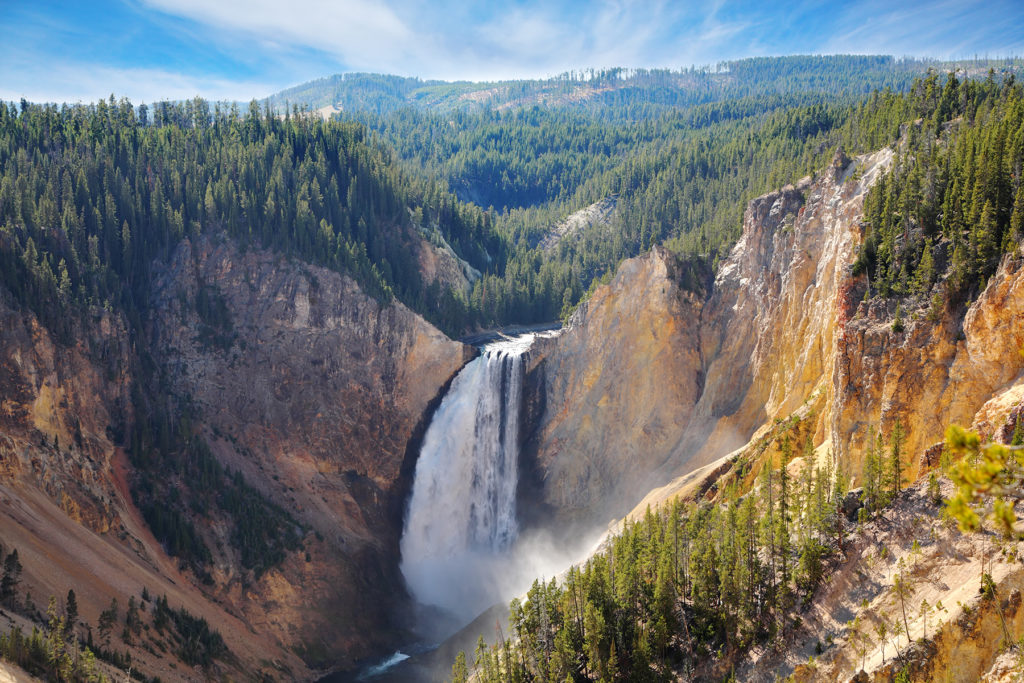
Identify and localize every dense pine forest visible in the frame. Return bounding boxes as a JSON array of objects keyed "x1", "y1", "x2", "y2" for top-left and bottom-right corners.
[
  {"x1": 855, "y1": 72, "x2": 1024, "y2": 306},
  {"x1": 0, "y1": 98, "x2": 498, "y2": 338},
  {"x1": 452, "y1": 414, "x2": 914, "y2": 683},
  {"x1": 3, "y1": 62, "x2": 1022, "y2": 343}
]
